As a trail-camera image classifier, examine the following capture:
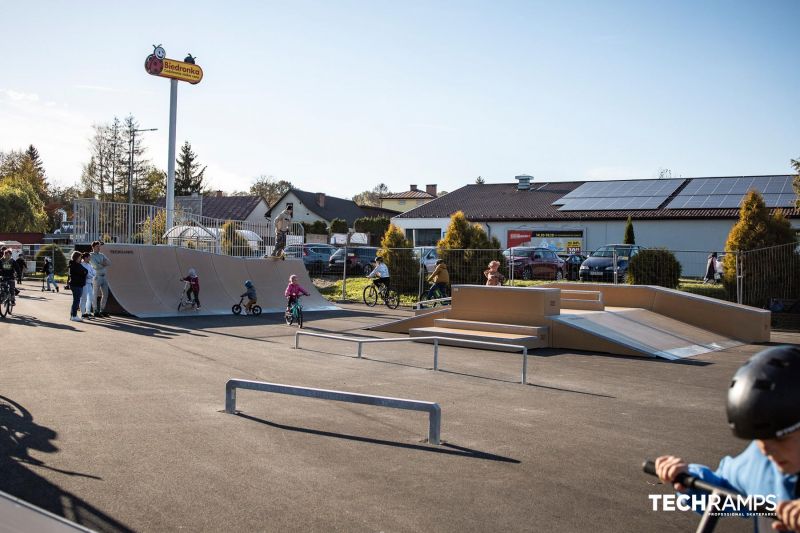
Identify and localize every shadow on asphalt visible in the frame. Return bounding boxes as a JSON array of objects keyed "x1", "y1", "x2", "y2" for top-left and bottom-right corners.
[
  {"x1": 0, "y1": 395, "x2": 135, "y2": 533},
  {"x1": 235, "y1": 412, "x2": 520, "y2": 463},
  {"x1": 4, "y1": 314, "x2": 78, "y2": 331}
]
